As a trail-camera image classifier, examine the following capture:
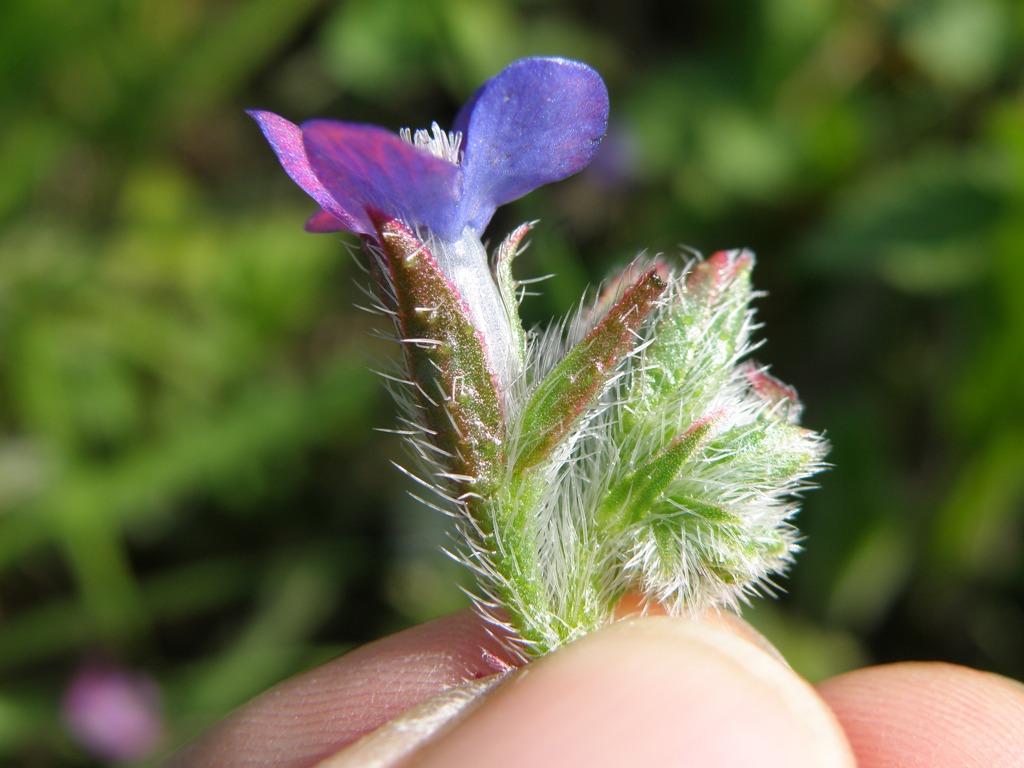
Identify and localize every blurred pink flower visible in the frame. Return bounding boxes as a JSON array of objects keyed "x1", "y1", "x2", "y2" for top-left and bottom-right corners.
[{"x1": 62, "y1": 659, "x2": 165, "y2": 762}]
